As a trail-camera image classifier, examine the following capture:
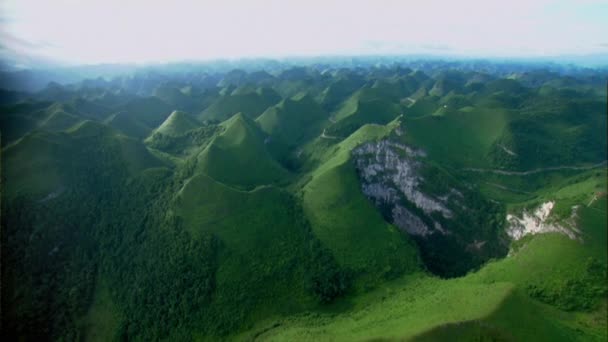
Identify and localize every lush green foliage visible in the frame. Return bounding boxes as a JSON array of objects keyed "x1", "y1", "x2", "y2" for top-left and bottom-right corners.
[{"x1": 1, "y1": 60, "x2": 606, "y2": 341}]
